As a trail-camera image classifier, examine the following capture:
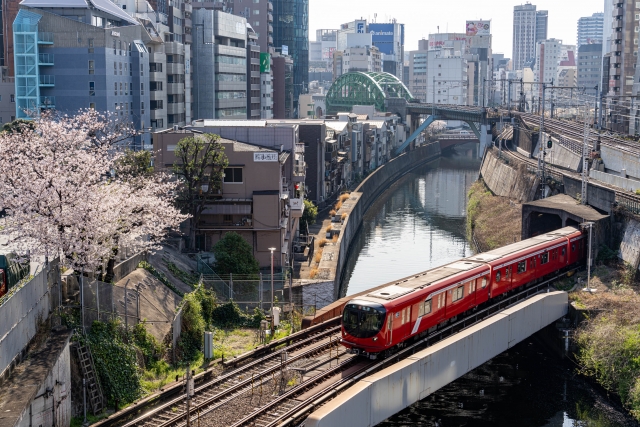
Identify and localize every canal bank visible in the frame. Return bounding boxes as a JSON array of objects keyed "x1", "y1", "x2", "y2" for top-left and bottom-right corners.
[{"x1": 297, "y1": 142, "x2": 442, "y2": 318}]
